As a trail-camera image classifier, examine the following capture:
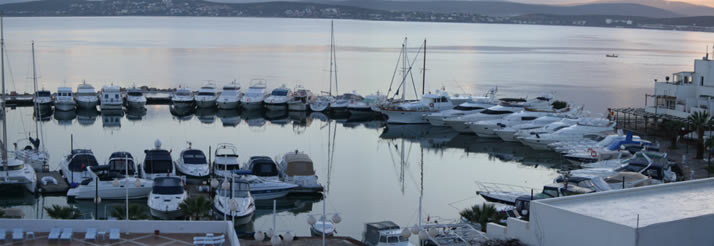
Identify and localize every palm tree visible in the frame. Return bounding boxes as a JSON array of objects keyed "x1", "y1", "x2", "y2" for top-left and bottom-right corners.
[
  {"x1": 459, "y1": 203, "x2": 505, "y2": 232},
  {"x1": 688, "y1": 111, "x2": 711, "y2": 159},
  {"x1": 179, "y1": 196, "x2": 213, "y2": 221},
  {"x1": 111, "y1": 204, "x2": 149, "y2": 220},
  {"x1": 45, "y1": 205, "x2": 82, "y2": 219},
  {"x1": 661, "y1": 120, "x2": 685, "y2": 149}
]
